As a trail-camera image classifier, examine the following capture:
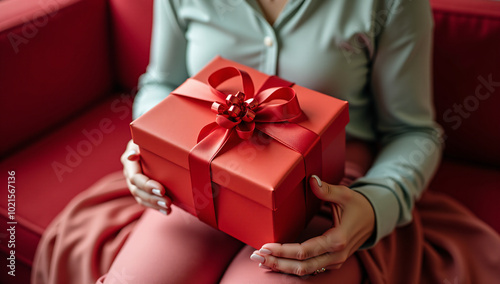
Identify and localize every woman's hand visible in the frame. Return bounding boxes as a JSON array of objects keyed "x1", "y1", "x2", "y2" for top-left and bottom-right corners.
[
  {"x1": 121, "y1": 139, "x2": 172, "y2": 215},
  {"x1": 250, "y1": 175, "x2": 375, "y2": 276}
]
